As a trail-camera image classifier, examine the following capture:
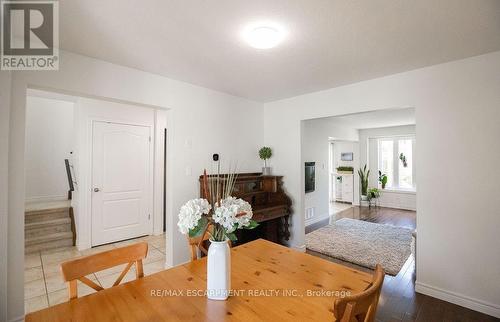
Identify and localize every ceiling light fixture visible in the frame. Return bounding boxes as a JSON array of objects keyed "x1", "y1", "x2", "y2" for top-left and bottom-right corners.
[{"x1": 242, "y1": 22, "x2": 286, "y2": 49}]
